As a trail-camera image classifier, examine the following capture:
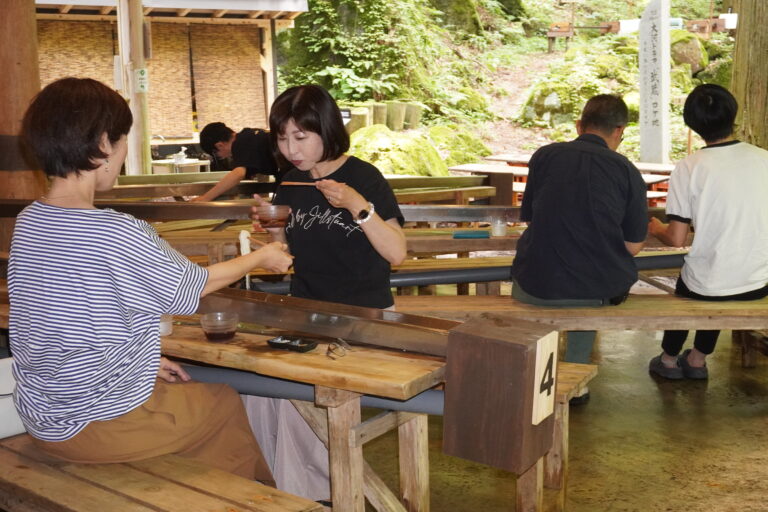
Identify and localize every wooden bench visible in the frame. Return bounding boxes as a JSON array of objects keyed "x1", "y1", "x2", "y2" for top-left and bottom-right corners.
[
  {"x1": 0, "y1": 434, "x2": 322, "y2": 512},
  {"x1": 733, "y1": 329, "x2": 768, "y2": 368},
  {"x1": 394, "y1": 293, "x2": 768, "y2": 333}
]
